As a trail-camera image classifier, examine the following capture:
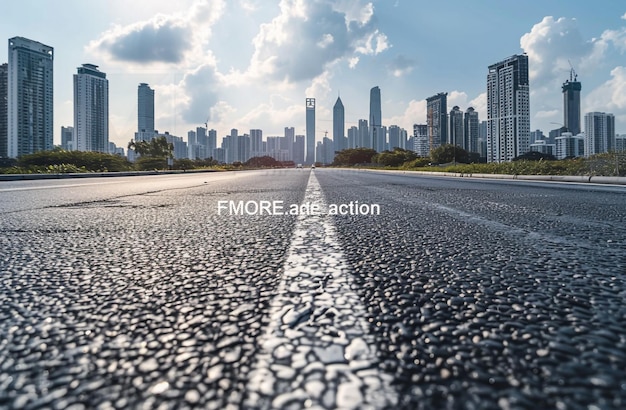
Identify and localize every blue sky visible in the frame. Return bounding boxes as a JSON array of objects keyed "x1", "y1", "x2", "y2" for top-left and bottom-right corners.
[{"x1": 2, "y1": 0, "x2": 625, "y2": 148}]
